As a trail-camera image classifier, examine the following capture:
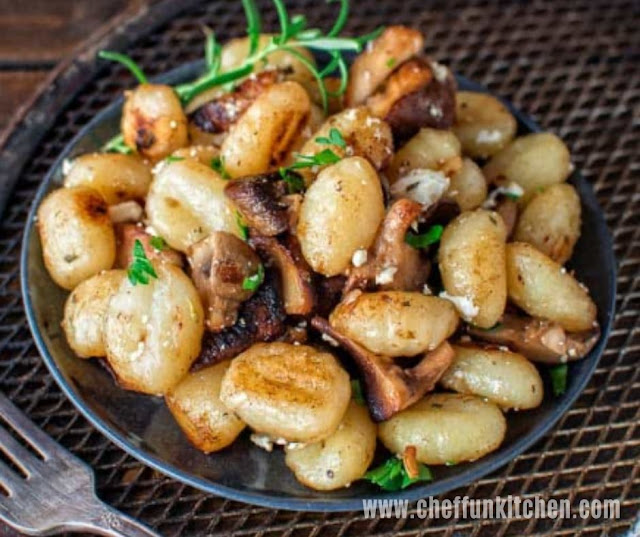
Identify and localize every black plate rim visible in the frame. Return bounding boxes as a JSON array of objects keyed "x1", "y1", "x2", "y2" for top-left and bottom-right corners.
[{"x1": 20, "y1": 63, "x2": 617, "y2": 512}]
